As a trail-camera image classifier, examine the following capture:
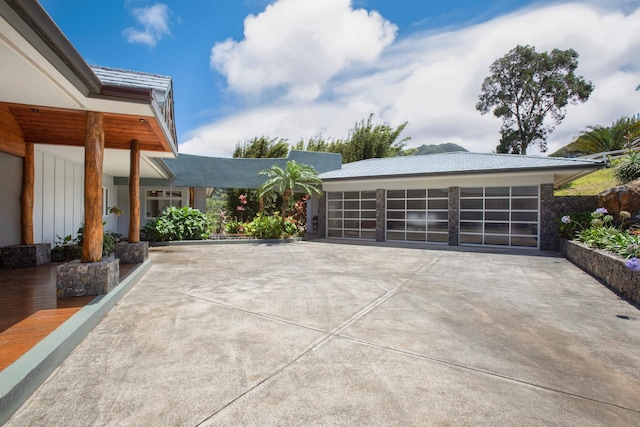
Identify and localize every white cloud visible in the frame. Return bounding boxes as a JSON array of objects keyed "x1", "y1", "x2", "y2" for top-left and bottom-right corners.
[
  {"x1": 123, "y1": 3, "x2": 172, "y2": 47},
  {"x1": 210, "y1": 0, "x2": 397, "y2": 101},
  {"x1": 182, "y1": 1, "x2": 640, "y2": 158}
]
